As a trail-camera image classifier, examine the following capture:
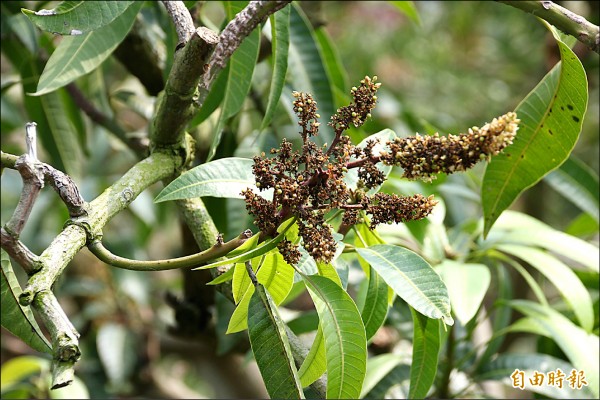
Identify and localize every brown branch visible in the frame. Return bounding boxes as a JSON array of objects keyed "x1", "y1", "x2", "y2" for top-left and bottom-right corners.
[{"x1": 162, "y1": 0, "x2": 196, "y2": 44}]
